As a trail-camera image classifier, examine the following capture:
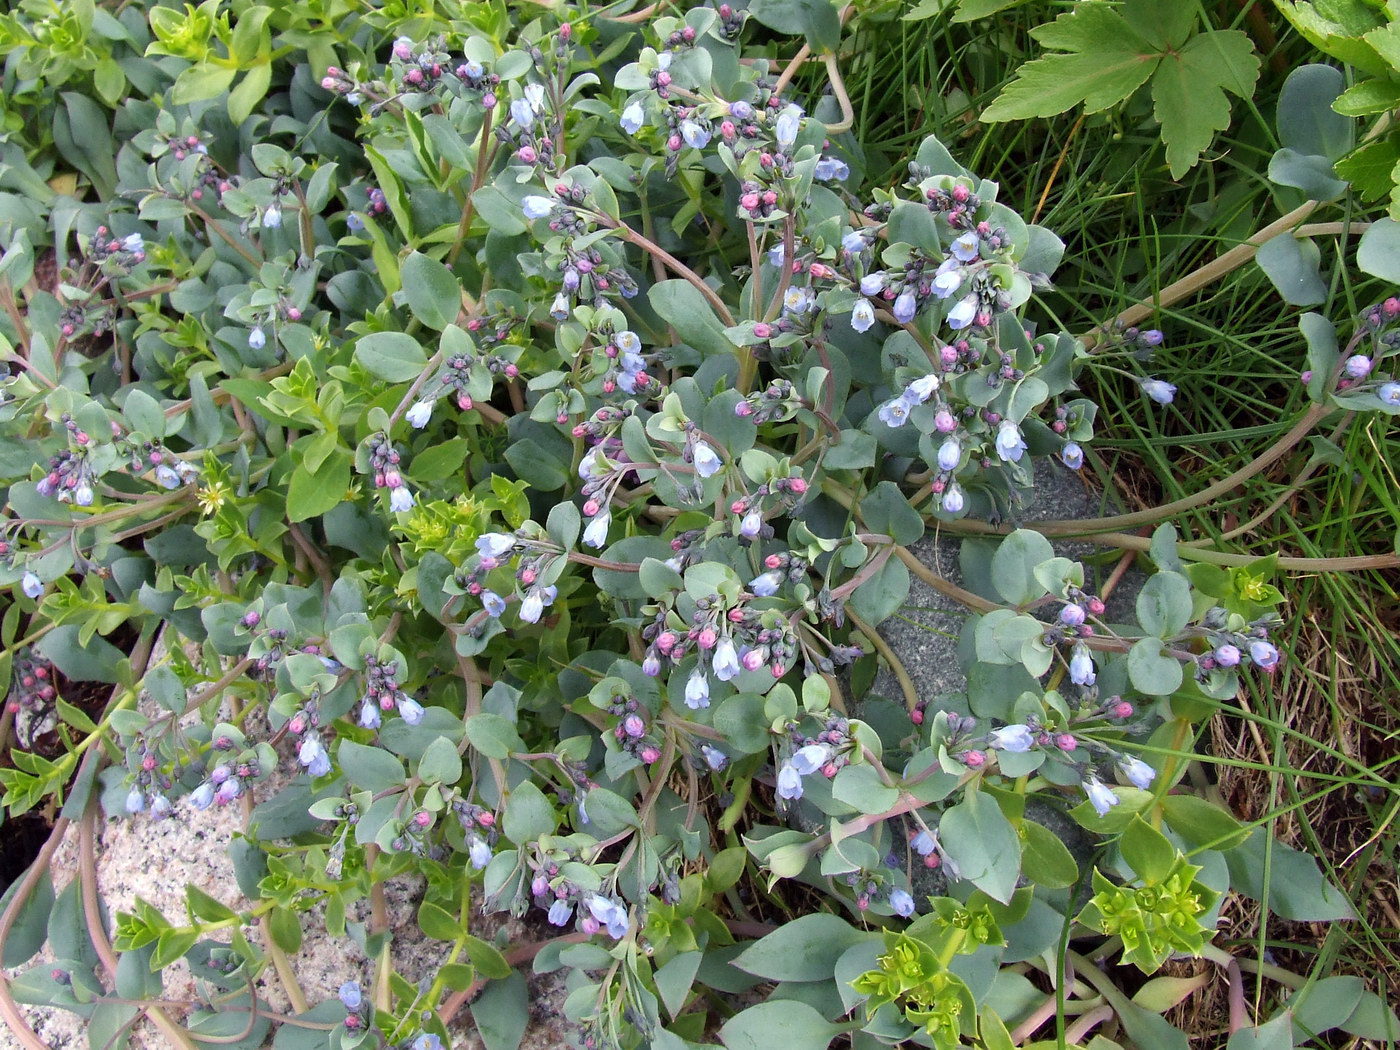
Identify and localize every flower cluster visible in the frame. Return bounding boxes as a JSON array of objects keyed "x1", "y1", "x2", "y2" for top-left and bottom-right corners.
[
  {"x1": 357, "y1": 654, "x2": 424, "y2": 728},
  {"x1": 364, "y1": 431, "x2": 415, "y2": 512}
]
